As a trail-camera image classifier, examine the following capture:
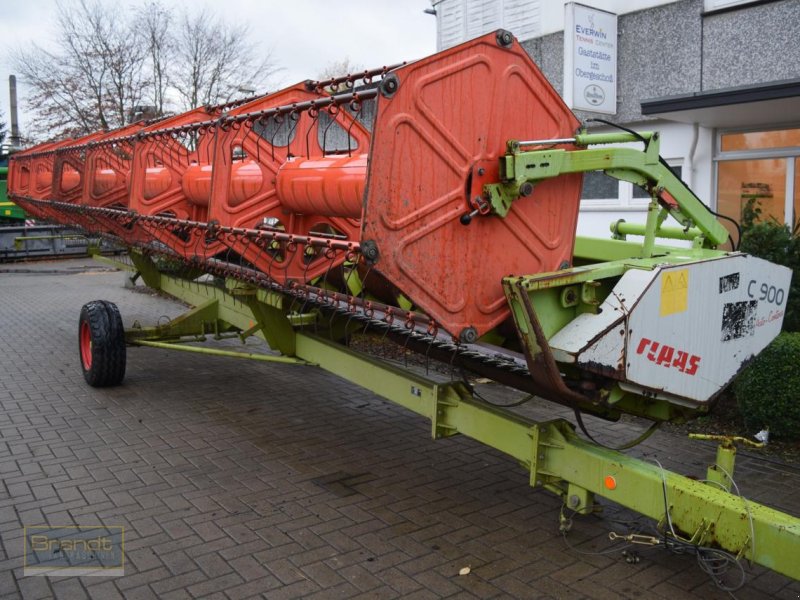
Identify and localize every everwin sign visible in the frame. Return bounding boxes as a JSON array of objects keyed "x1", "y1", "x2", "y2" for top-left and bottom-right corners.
[{"x1": 563, "y1": 3, "x2": 618, "y2": 115}]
